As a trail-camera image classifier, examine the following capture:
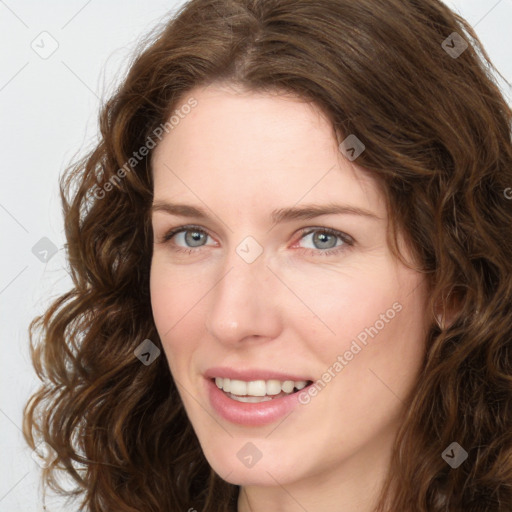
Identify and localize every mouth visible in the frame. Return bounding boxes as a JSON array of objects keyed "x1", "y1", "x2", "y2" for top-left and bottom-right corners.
[{"x1": 211, "y1": 377, "x2": 314, "y2": 403}]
